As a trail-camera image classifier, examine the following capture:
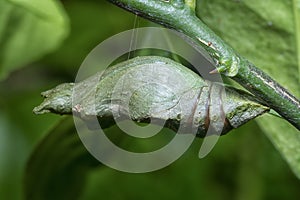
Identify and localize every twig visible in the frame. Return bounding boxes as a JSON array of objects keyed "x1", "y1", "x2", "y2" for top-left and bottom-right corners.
[{"x1": 108, "y1": 0, "x2": 300, "y2": 130}]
